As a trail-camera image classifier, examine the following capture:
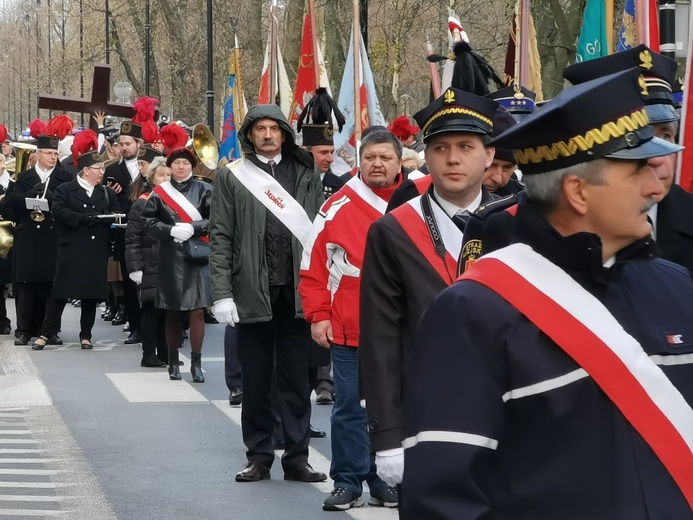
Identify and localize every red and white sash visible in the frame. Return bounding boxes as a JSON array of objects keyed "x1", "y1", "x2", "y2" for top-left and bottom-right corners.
[
  {"x1": 390, "y1": 194, "x2": 462, "y2": 285},
  {"x1": 340, "y1": 176, "x2": 388, "y2": 222},
  {"x1": 461, "y1": 243, "x2": 693, "y2": 507},
  {"x1": 153, "y1": 181, "x2": 208, "y2": 243},
  {"x1": 230, "y1": 158, "x2": 313, "y2": 248}
]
